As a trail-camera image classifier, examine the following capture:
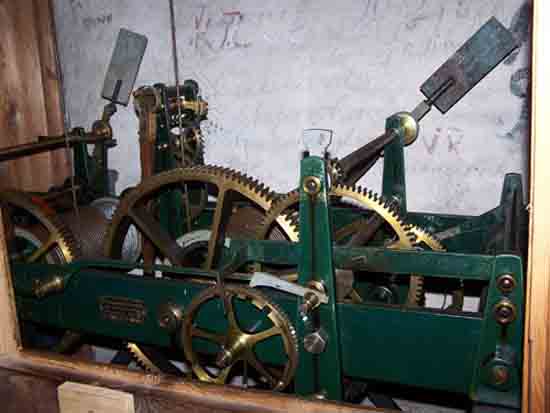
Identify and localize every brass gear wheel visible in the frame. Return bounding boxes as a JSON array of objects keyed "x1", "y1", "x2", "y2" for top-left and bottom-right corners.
[
  {"x1": 182, "y1": 285, "x2": 298, "y2": 390},
  {"x1": 104, "y1": 165, "x2": 282, "y2": 267},
  {"x1": 104, "y1": 165, "x2": 294, "y2": 373},
  {"x1": 174, "y1": 127, "x2": 205, "y2": 168},
  {"x1": 1, "y1": 191, "x2": 80, "y2": 264},
  {"x1": 256, "y1": 184, "x2": 424, "y2": 305},
  {"x1": 1, "y1": 191, "x2": 83, "y2": 354}
]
